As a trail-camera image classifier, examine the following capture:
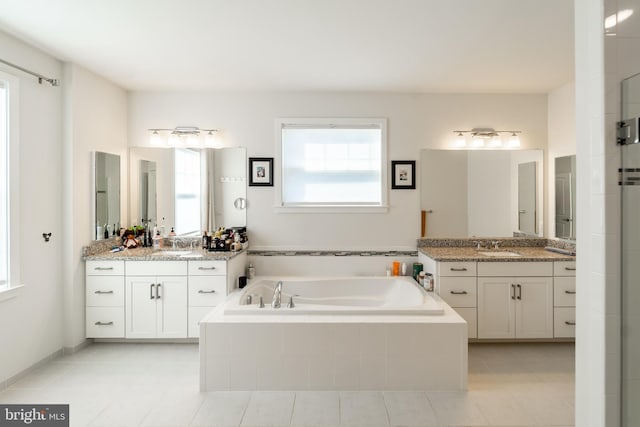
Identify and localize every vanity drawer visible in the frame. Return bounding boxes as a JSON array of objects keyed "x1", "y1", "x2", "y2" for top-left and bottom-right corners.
[
  {"x1": 439, "y1": 262, "x2": 477, "y2": 277},
  {"x1": 554, "y1": 307, "x2": 576, "y2": 338},
  {"x1": 554, "y1": 261, "x2": 577, "y2": 276},
  {"x1": 86, "y1": 276, "x2": 124, "y2": 306},
  {"x1": 125, "y1": 260, "x2": 188, "y2": 276},
  {"x1": 86, "y1": 307, "x2": 125, "y2": 338},
  {"x1": 438, "y1": 277, "x2": 477, "y2": 307},
  {"x1": 477, "y1": 261, "x2": 553, "y2": 277},
  {"x1": 86, "y1": 260, "x2": 124, "y2": 276},
  {"x1": 188, "y1": 260, "x2": 227, "y2": 276},
  {"x1": 554, "y1": 276, "x2": 576, "y2": 307},
  {"x1": 188, "y1": 276, "x2": 227, "y2": 306}
]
